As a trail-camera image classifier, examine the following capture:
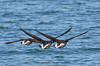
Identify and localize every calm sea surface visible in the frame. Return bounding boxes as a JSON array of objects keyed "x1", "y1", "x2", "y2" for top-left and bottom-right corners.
[{"x1": 0, "y1": 0, "x2": 100, "y2": 66}]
